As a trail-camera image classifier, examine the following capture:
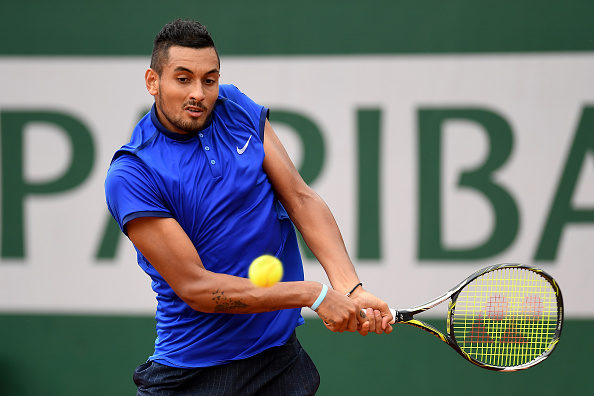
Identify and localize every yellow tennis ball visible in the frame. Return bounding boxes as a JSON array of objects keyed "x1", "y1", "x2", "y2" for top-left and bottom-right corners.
[{"x1": 248, "y1": 255, "x2": 283, "y2": 287}]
